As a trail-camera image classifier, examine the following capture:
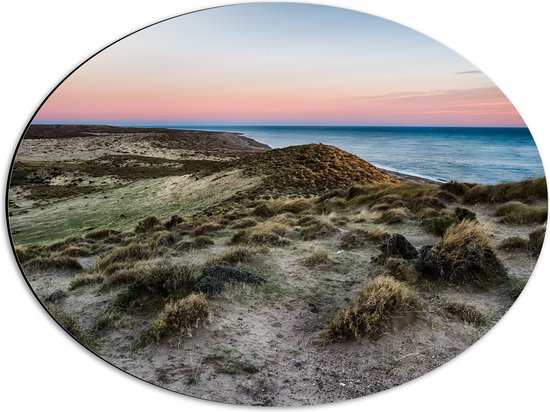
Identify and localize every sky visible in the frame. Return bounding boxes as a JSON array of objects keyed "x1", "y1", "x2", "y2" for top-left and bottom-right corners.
[{"x1": 34, "y1": 3, "x2": 525, "y2": 127}]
